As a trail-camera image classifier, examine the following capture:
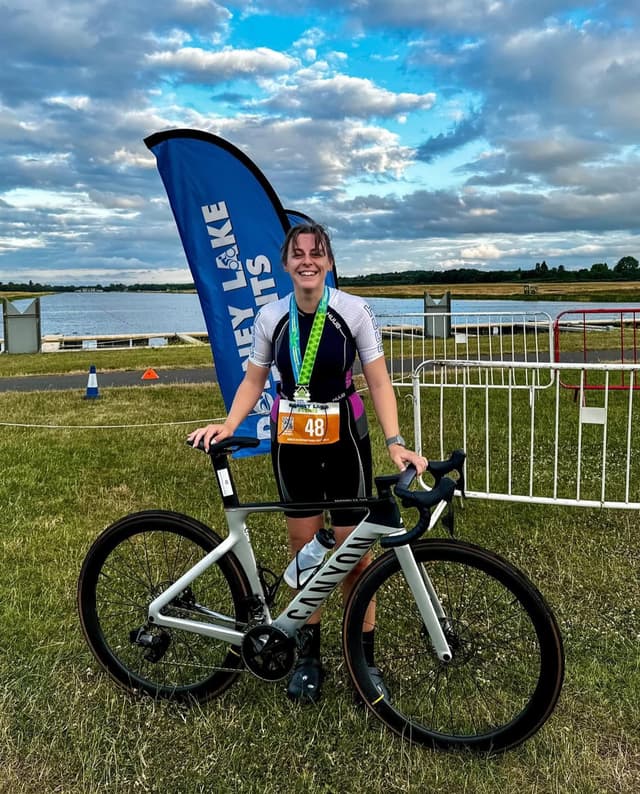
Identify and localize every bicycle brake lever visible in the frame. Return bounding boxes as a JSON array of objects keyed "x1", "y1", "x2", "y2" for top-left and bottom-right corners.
[{"x1": 427, "y1": 449, "x2": 466, "y2": 486}]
